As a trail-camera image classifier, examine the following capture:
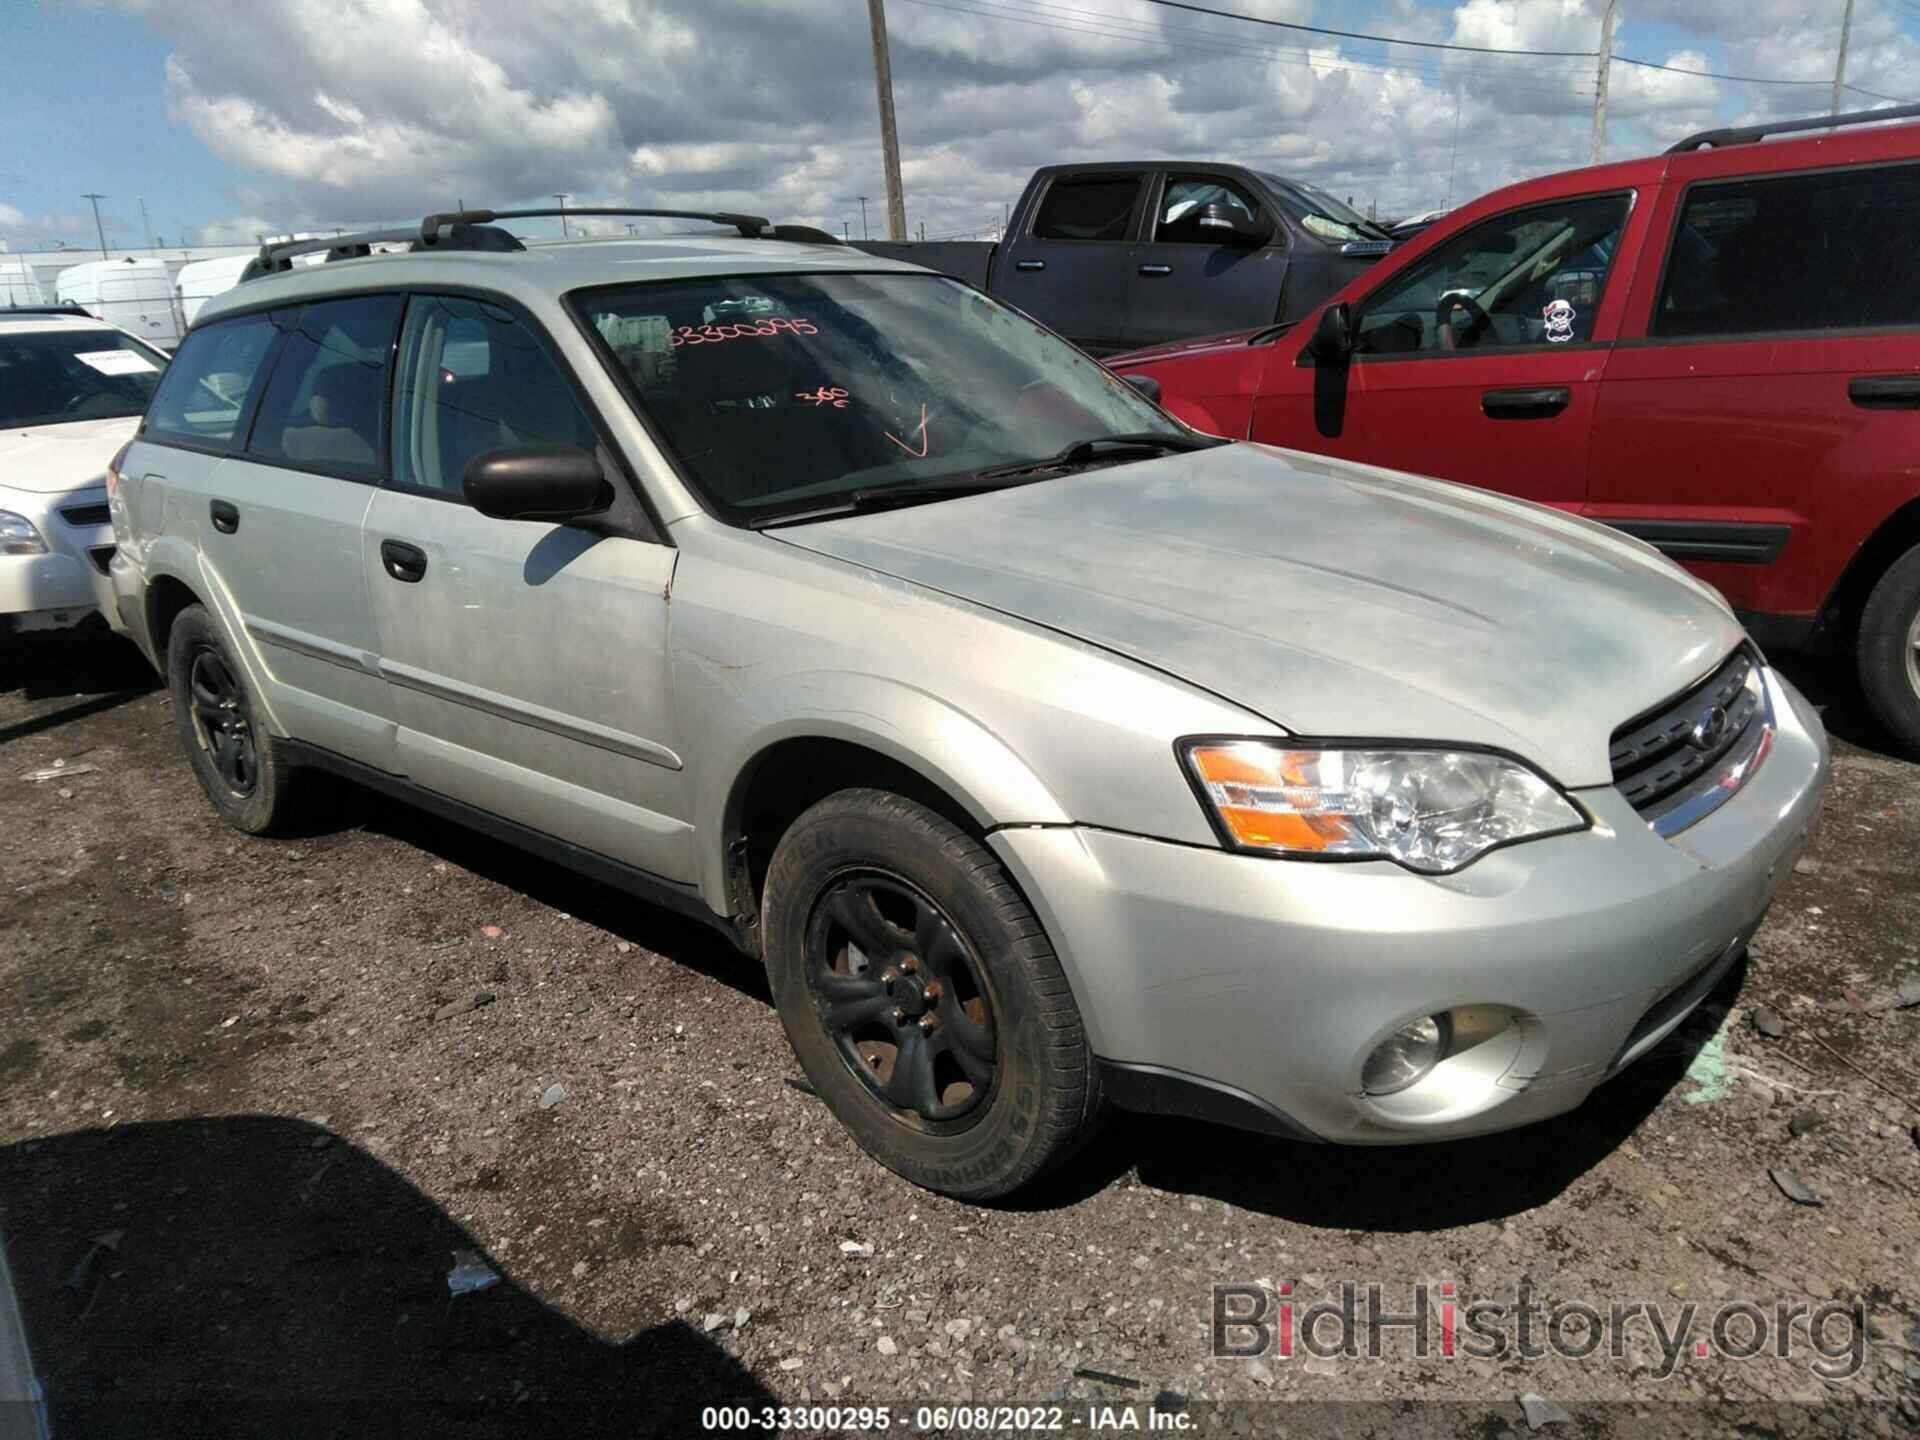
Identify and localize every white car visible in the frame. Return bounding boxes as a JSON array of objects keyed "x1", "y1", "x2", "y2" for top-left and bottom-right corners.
[{"x1": 1, "y1": 306, "x2": 169, "y2": 635}]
